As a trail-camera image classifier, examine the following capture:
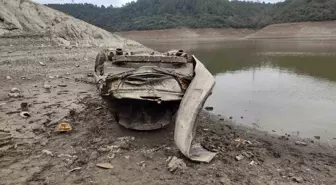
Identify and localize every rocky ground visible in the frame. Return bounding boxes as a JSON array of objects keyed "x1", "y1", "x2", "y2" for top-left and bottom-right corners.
[{"x1": 0, "y1": 36, "x2": 336, "y2": 185}]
